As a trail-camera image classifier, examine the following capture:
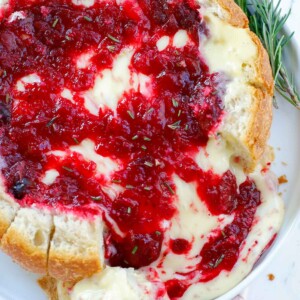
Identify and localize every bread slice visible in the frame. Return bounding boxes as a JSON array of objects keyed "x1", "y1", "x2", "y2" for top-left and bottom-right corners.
[
  {"x1": 1, "y1": 207, "x2": 52, "y2": 274},
  {"x1": 0, "y1": 0, "x2": 274, "y2": 288},
  {"x1": 199, "y1": 0, "x2": 273, "y2": 172},
  {"x1": 48, "y1": 213, "x2": 104, "y2": 283}
]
